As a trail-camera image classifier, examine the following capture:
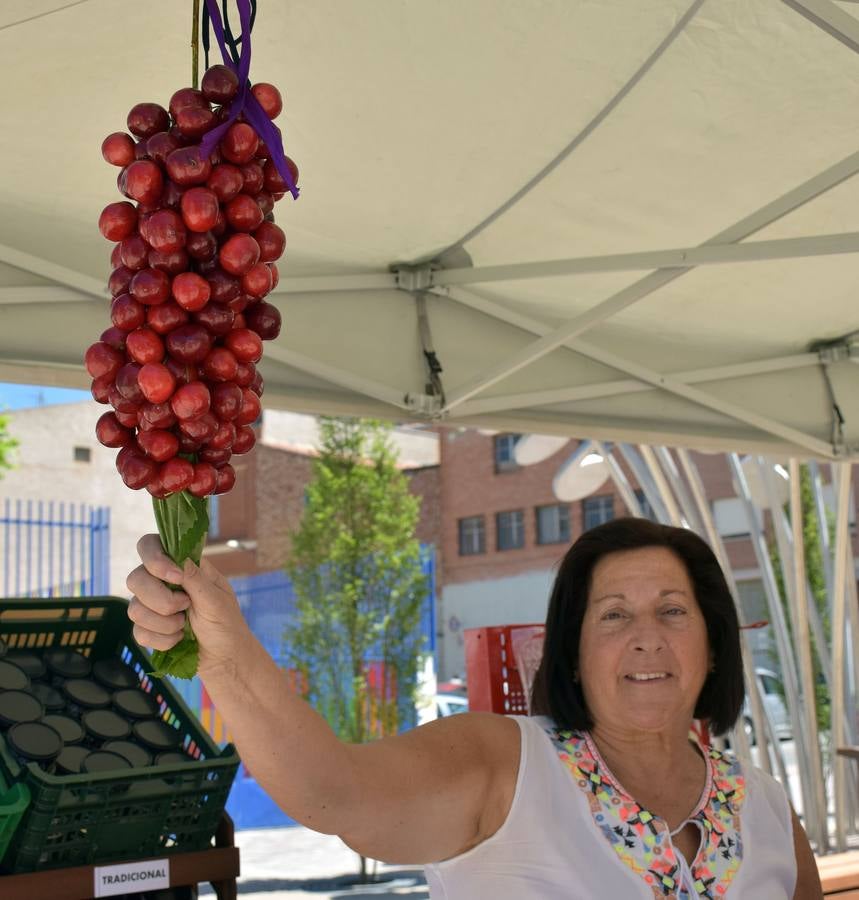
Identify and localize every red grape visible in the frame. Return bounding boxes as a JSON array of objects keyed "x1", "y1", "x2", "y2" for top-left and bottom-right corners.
[
  {"x1": 148, "y1": 301, "x2": 189, "y2": 334},
  {"x1": 85, "y1": 341, "x2": 125, "y2": 379},
  {"x1": 147, "y1": 131, "x2": 181, "y2": 167},
  {"x1": 239, "y1": 162, "x2": 264, "y2": 195},
  {"x1": 200, "y1": 447, "x2": 232, "y2": 467},
  {"x1": 119, "y1": 451, "x2": 158, "y2": 490},
  {"x1": 166, "y1": 146, "x2": 213, "y2": 186},
  {"x1": 241, "y1": 264, "x2": 273, "y2": 299},
  {"x1": 96, "y1": 412, "x2": 133, "y2": 448},
  {"x1": 99, "y1": 326, "x2": 128, "y2": 351},
  {"x1": 206, "y1": 267, "x2": 241, "y2": 303},
  {"x1": 102, "y1": 132, "x2": 136, "y2": 167},
  {"x1": 99, "y1": 202, "x2": 138, "y2": 241},
  {"x1": 148, "y1": 247, "x2": 190, "y2": 275},
  {"x1": 225, "y1": 328, "x2": 263, "y2": 363},
  {"x1": 137, "y1": 362, "x2": 176, "y2": 404},
  {"x1": 127, "y1": 103, "x2": 170, "y2": 139},
  {"x1": 175, "y1": 105, "x2": 216, "y2": 140},
  {"x1": 249, "y1": 369, "x2": 264, "y2": 397},
  {"x1": 202, "y1": 65, "x2": 239, "y2": 104},
  {"x1": 169, "y1": 88, "x2": 207, "y2": 119},
  {"x1": 245, "y1": 301, "x2": 282, "y2": 340},
  {"x1": 165, "y1": 323, "x2": 213, "y2": 363},
  {"x1": 225, "y1": 194, "x2": 263, "y2": 232},
  {"x1": 121, "y1": 159, "x2": 164, "y2": 204},
  {"x1": 219, "y1": 233, "x2": 260, "y2": 275},
  {"x1": 232, "y1": 425, "x2": 256, "y2": 454},
  {"x1": 221, "y1": 122, "x2": 258, "y2": 164},
  {"x1": 253, "y1": 221, "x2": 286, "y2": 263},
  {"x1": 269, "y1": 262, "x2": 280, "y2": 289},
  {"x1": 160, "y1": 457, "x2": 195, "y2": 494},
  {"x1": 130, "y1": 268, "x2": 170, "y2": 306},
  {"x1": 188, "y1": 462, "x2": 218, "y2": 497},
  {"x1": 115, "y1": 409, "x2": 140, "y2": 428},
  {"x1": 208, "y1": 420, "x2": 236, "y2": 451},
  {"x1": 180, "y1": 187, "x2": 220, "y2": 232},
  {"x1": 91, "y1": 374, "x2": 113, "y2": 404},
  {"x1": 146, "y1": 209, "x2": 187, "y2": 253},
  {"x1": 251, "y1": 82, "x2": 282, "y2": 119},
  {"x1": 114, "y1": 362, "x2": 145, "y2": 405},
  {"x1": 179, "y1": 411, "x2": 218, "y2": 442},
  {"x1": 202, "y1": 346, "x2": 238, "y2": 382},
  {"x1": 164, "y1": 357, "x2": 199, "y2": 386},
  {"x1": 214, "y1": 464, "x2": 236, "y2": 494},
  {"x1": 140, "y1": 400, "x2": 177, "y2": 429},
  {"x1": 212, "y1": 381, "x2": 243, "y2": 420},
  {"x1": 137, "y1": 429, "x2": 179, "y2": 462},
  {"x1": 172, "y1": 272, "x2": 211, "y2": 311},
  {"x1": 120, "y1": 234, "x2": 150, "y2": 270},
  {"x1": 262, "y1": 156, "x2": 298, "y2": 194},
  {"x1": 170, "y1": 381, "x2": 211, "y2": 420},
  {"x1": 186, "y1": 230, "x2": 217, "y2": 261},
  {"x1": 194, "y1": 302, "x2": 235, "y2": 336},
  {"x1": 235, "y1": 388, "x2": 261, "y2": 425},
  {"x1": 108, "y1": 266, "x2": 135, "y2": 297},
  {"x1": 160, "y1": 179, "x2": 186, "y2": 210},
  {"x1": 207, "y1": 164, "x2": 244, "y2": 202}
]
